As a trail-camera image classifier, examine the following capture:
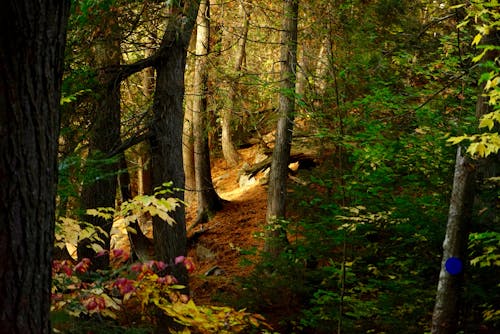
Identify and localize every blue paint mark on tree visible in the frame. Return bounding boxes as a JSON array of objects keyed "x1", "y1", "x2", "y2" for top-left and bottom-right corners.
[{"x1": 445, "y1": 257, "x2": 463, "y2": 275}]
